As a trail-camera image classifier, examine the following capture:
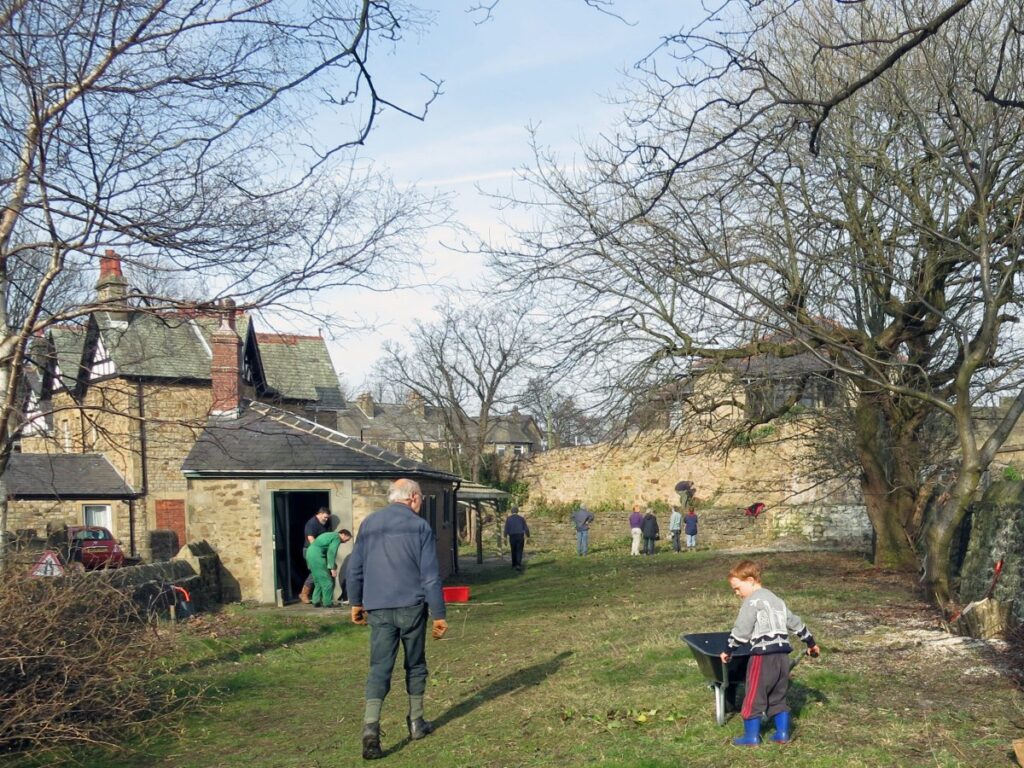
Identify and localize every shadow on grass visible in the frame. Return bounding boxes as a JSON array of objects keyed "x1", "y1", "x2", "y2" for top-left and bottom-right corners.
[
  {"x1": 789, "y1": 679, "x2": 829, "y2": 717},
  {"x1": 170, "y1": 619, "x2": 351, "y2": 673},
  {"x1": 380, "y1": 650, "x2": 573, "y2": 759}
]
